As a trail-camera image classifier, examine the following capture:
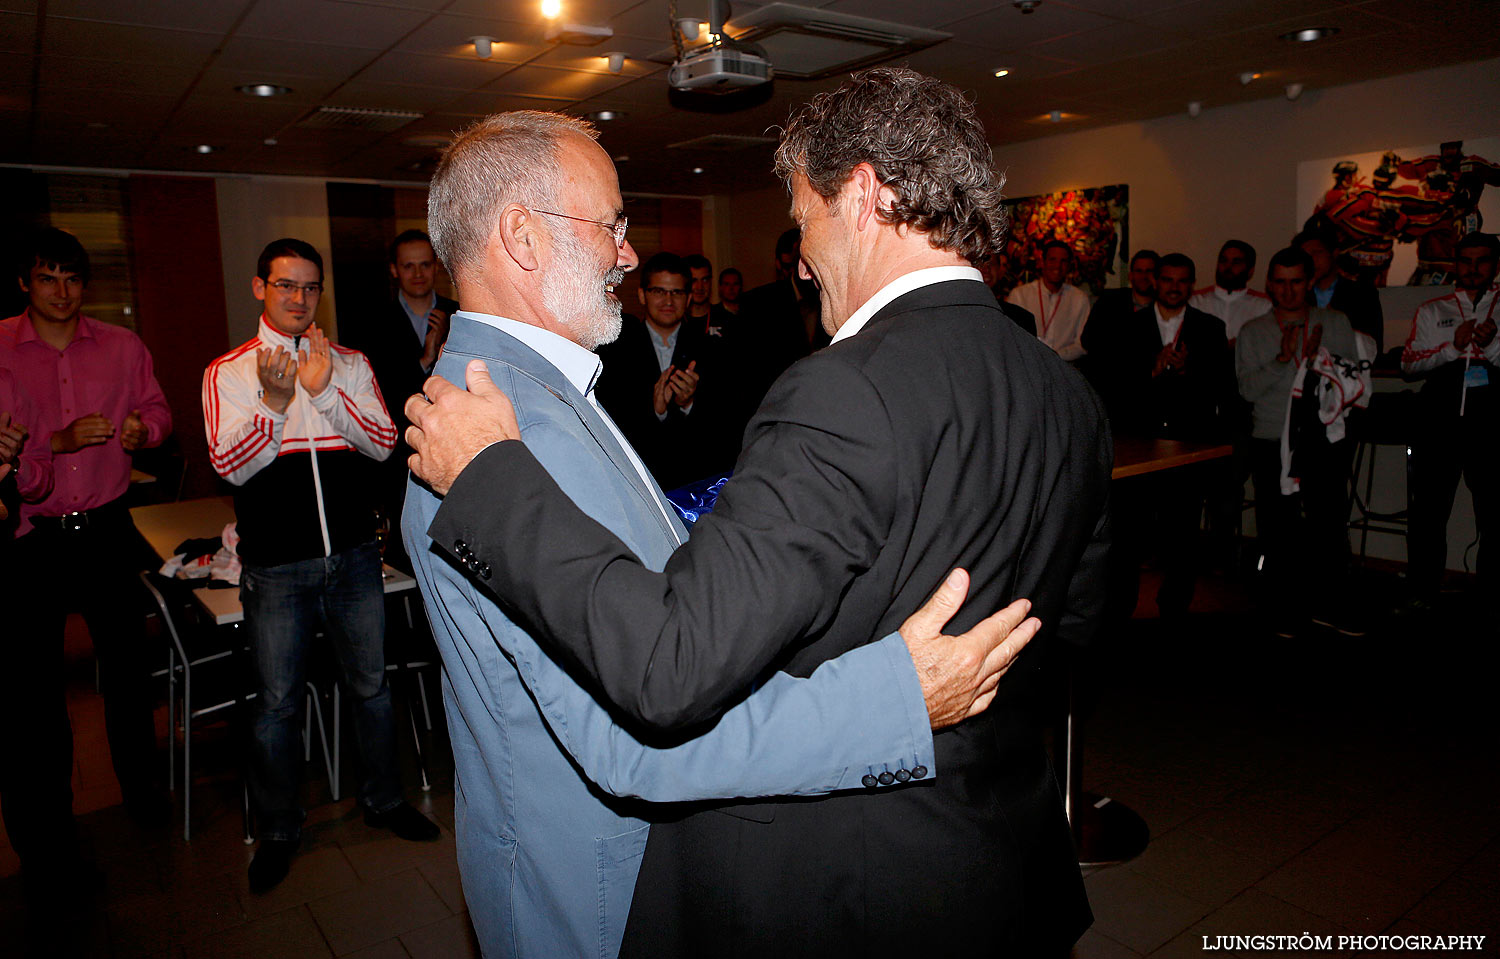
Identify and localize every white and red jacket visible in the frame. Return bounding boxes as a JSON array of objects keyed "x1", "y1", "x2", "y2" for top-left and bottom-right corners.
[
  {"x1": 1189, "y1": 285, "x2": 1271, "y2": 344},
  {"x1": 1401, "y1": 285, "x2": 1500, "y2": 376},
  {"x1": 202, "y1": 316, "x2": 396, "y2": 567}
]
